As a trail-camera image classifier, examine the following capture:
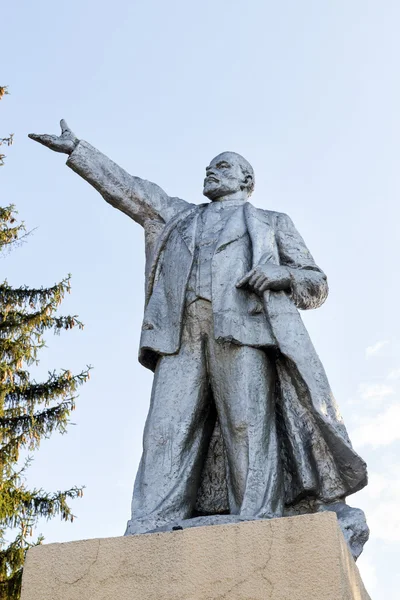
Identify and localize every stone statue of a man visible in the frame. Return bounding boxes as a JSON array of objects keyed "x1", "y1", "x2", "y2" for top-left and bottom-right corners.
[{"x1": 29, "y1": 121, "x2": 369, "y2": 558}]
